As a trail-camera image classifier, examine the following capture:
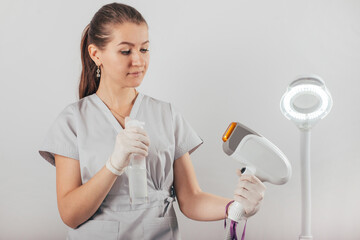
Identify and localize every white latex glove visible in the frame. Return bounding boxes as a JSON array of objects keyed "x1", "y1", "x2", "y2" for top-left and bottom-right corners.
[
  {"x1": 109, "y1": 117, "x2": 150, "y2": 172},
  {"x1": 233, "y1": 169, "x2": 266, "y2": 218}
]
